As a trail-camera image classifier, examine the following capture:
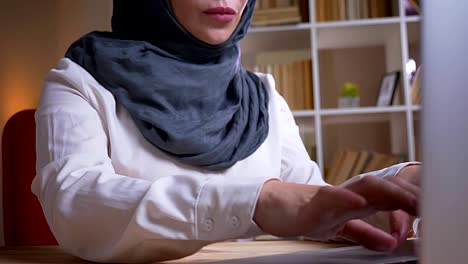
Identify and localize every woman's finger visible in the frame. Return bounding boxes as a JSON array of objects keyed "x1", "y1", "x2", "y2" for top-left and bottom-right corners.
[
  {"x1": 337, "y1": 219, "x2": 398, "y2": 252},
  {"x1": 385, "y1": 176, "x2": 420, "y2": 198},
  {"x1": 343, "y1": 176, "x2": 418, "y2": 216},
  {"x1": 316, "y1": 186, "x2": 367, "y2": 209},
  {"x1": 389, "y1": 210, "x2": 410, "y2": 245}
]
